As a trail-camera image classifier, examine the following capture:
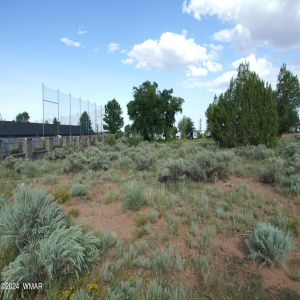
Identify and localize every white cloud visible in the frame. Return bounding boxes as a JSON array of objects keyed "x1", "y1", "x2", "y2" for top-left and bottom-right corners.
[
  {"x1": 107, "y1": 42, "x2": 120, "y2": 53},
  {"x1": 186, "y1": 66, "x2": 208, "y2": 77},
  {"x1": 60, "y1": 37, "x2": 81, "y2": 47},
  {"x1": 122, "y1": 58, "x2": 134, "y2": 64},
  {"x1": 184, "y1": 71, "x2": 237, "y2": 93},
  {"x1": 232, "y1": 55, "x2": 273, "y2": 78},
  {"x1": 213, "y1": 24, "x2": 250, "y2": 42},
  {"x1": 120, "y1": 49, "x2": 127, "y2": 53},
  {"x1": 94, "y1": 48, "x2": 99, "y2": 53},
  {"x1": 183, "y1": 0, "x2": 300, "y2": 50},
  {"x1": 77, "y1": 26, "x2": 86, "y2": 35},
  {"x1": 208, "y1": 43, "x2": 224, "y2": 51},
  {"x1": 203, "y1": 61, "x2": 222, "y2": 72},
  {"x1": 124, "y1": 31, "x2": 209, "y2": 71}
]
